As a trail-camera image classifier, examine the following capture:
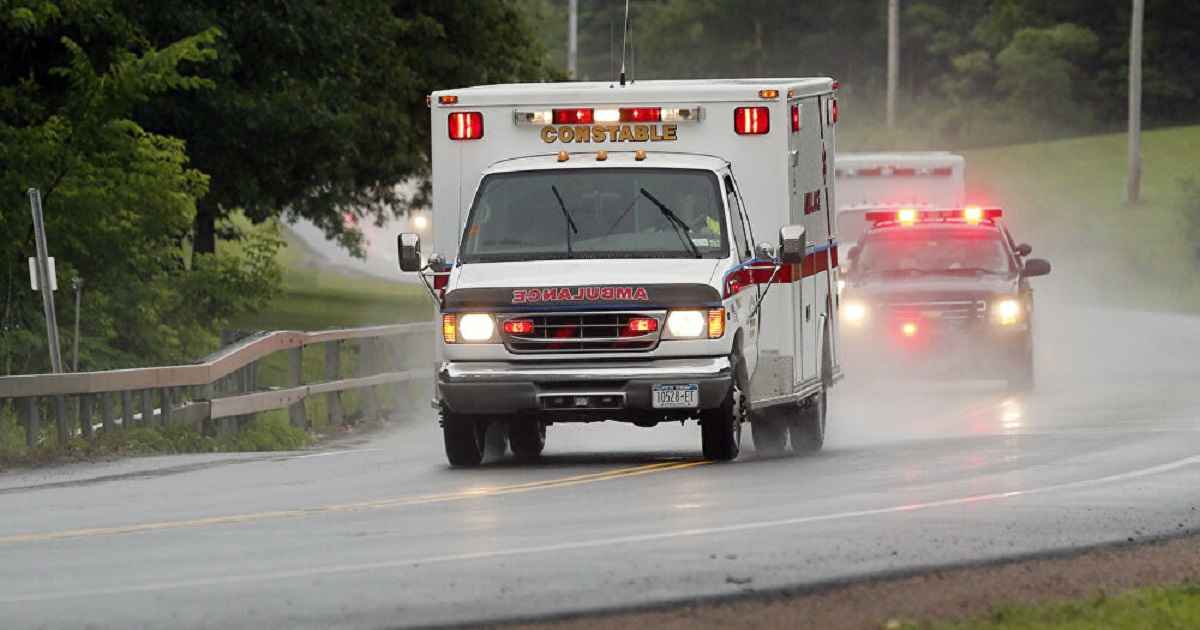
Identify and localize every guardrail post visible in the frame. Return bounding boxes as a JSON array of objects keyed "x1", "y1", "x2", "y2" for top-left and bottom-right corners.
[
  {"x1": 100, "y1": 392, "x2": 115, "y2": 433},
  {"x1": 52, "y1": 395, "x2": 68, "y2": 445},
  {"x1": 324, "y1": 341, "x2": 343, "y2": 427},
  {"x1": 121, "y1": 390, "x2": 133, "y2": 428},
  {"x1": 287, "y1": 347, "x2": 306, "y2": 429},
  {"x1": 19, "y1": 397, "x2": 39, "y2": 448},
  {"x1": 358, "y1": 338, "x2": 379, "y2": 422},
  {"x1": 160, "y1": 388, "x2": 172, "y2": 425},
  {"x1": 141, "y1": 389, "x2": 154, "y2": 426},
  {"x1": 78, "y1": 394, "x2": 94, "y2": 439}
]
